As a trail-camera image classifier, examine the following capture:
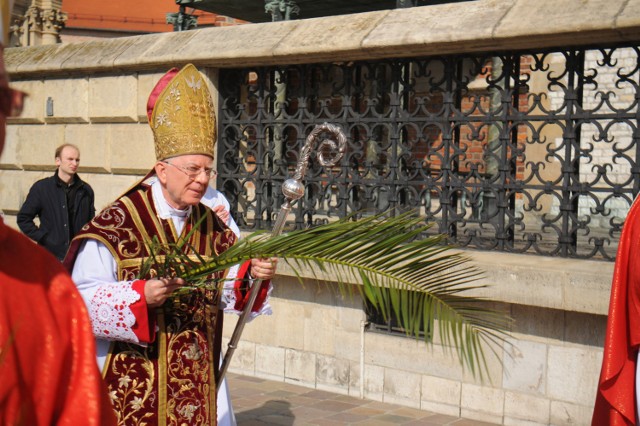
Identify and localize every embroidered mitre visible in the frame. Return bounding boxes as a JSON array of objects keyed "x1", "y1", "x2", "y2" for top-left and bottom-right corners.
[{"x1": 147, "y1": 63, "x2": 216, "y2": 161}]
